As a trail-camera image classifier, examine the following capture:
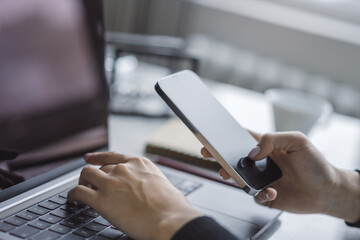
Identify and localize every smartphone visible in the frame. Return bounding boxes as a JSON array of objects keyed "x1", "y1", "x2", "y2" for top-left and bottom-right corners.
[{"x1": 155, "y1": 70, "x2": 282, "y2": 196}]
